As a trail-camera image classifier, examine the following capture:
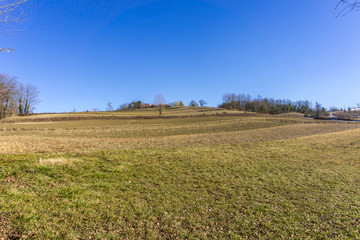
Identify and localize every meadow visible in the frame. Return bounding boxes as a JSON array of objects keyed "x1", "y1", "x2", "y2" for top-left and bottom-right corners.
[{"x1": 0, "y1": 108, "x2": 359, "y2": 239}]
